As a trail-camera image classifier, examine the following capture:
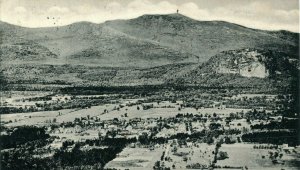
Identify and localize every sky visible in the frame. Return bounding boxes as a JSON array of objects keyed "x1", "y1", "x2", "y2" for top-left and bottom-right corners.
[{"x1": 0, "y1": 0, "x2": 299, "y2": 32}]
